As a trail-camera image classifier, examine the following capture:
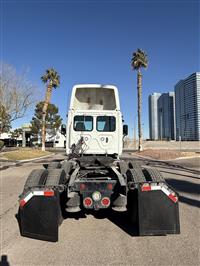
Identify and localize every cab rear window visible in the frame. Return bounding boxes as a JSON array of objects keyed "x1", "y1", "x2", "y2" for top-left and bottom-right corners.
[
  {"x1": 74, "y1": 116, "x2": 93, "y2": 131},
  {"x1": 97, "y1": 116, "x2": 116, "y2": 132}
]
